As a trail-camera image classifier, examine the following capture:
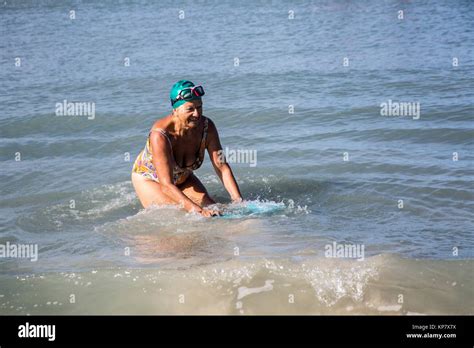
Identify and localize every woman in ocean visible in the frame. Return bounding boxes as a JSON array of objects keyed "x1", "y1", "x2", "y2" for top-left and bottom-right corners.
[{"x1": 132, "y1": 80, "x2": 243, "y2": 217}]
